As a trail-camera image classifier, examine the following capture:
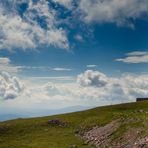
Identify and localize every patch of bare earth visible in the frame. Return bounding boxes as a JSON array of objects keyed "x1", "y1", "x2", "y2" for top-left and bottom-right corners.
[
  {"x1": 82, "y1": 120, "x2": 120, "y2": 148},
  {"x1": 112, "y1": 128, "x2": 142, "y2": 148},
  {"x1": 81, "y1": 120, "x2": 148, "y2": 148}
]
